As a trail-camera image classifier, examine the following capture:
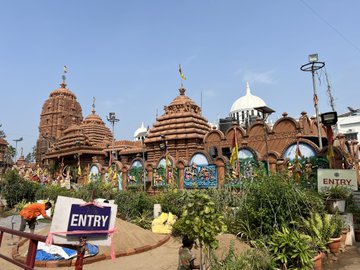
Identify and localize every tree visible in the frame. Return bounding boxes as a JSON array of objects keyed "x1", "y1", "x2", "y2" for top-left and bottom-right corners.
[
  {"x1": 25, "y1": 146, "x2": 37, "y2": 163},
  {"x1": 0, "y1": 124, "x2": 6, "y2": 139},
  {"x1": 179, "y1": 191, "x2": 227, "y2": 270},
  {"x1": 4, "y1": 145, "x2": 16, "y2": 164}
]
